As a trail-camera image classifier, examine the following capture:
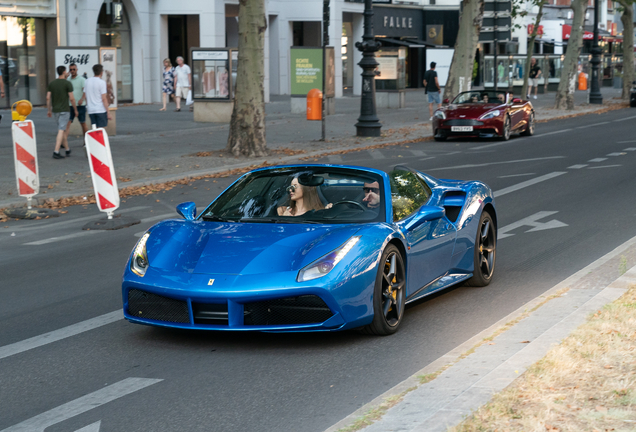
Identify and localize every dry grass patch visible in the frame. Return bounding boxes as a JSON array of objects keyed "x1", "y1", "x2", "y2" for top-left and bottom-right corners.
[{"x1": 451, "y1": 285, "x2": 636, "y2": 432}]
